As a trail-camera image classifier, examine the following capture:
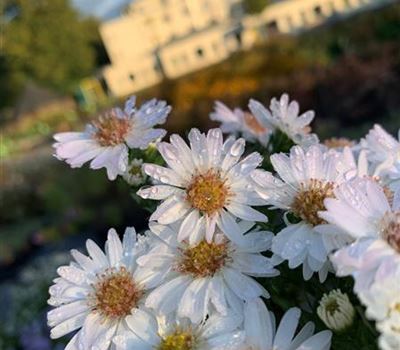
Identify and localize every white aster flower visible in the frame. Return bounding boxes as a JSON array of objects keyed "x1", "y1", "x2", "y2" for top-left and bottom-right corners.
[
  {"x1": 53, "y1": 96, "x2": 171, "y2": 180},
  {"x1": 320, "y1": 177, "x2": 400, "y2": 293},
  {"x1": 378, "y1": 313, "x2": 400, "y2": 350},
  {"x1": 379, "y1": 331, "x2": 400, "y2": 350},
  {"x1": 210, "y1": 101, "x2": 271, "y2": 146},
  {"x1": 113, "y1": 309, "x2": 245, "y2": 350},
  {"x1": 244, "y1": 298, "x2": 332, "y2": 350},
  {"x1": 357, "y1": 268, "x2": 400, "y2": 350},
  {"x1": 339, "y1": 147, "x2": 395, "y2": 204},
  {"x1": 137, "y1": 128, "x2": 267, "y2": 244},
  {"x1": 249, "y1": 93, "x2": 319, "y2": 147},
  {"x1": 361, "y1": 271, "x2": 400, "y2": 322},
  {"x1": 47, "y1": 227, "x2": 158, "y2": 350},
  {"x1": 362, "y1": 124, "x2": 400, "y2": 191},
  {"x1": 123, "y1": 158, "x2": 147, "y2": 186},
  {"x1": 138, "y1": 221, "x2": 278, "y2": 323},
  {"x1": 317, "y1": 289, "x2": 355, "y2": 331},
  {"x1": 251, "y1": 145, "x2": 353, "y2": 281}
]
